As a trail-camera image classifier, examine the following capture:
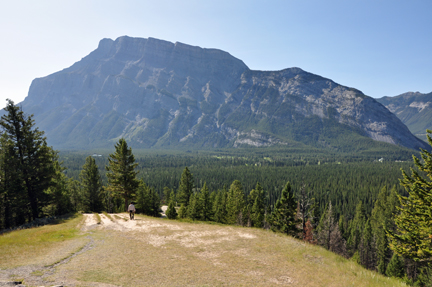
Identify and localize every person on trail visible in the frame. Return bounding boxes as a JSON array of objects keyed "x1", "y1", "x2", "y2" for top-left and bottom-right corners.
[{"x1": 128, "y1": 202, "x2": 136, "y2": 220}]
